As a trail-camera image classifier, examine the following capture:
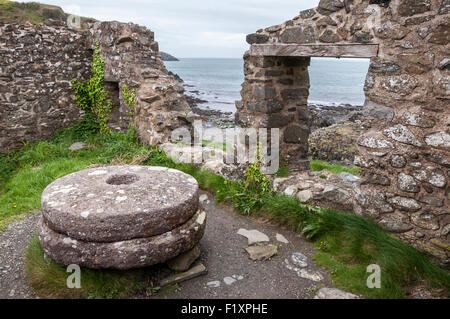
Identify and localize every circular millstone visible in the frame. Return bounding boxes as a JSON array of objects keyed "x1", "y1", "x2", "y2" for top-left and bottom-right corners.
[
  {"x1": 41, "y1": 166, "x2": 199, "y2": 242},
  {"x1": 38, "y1": 210, "x2": 207, "y2": 270}
]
